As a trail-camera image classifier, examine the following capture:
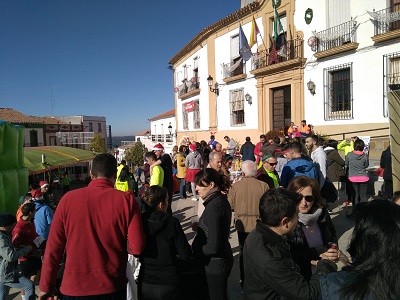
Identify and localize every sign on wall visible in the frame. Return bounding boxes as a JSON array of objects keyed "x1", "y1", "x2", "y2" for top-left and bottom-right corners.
[{"x1": 184, "y1": 101, "x2": 195, "y2": 112}]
